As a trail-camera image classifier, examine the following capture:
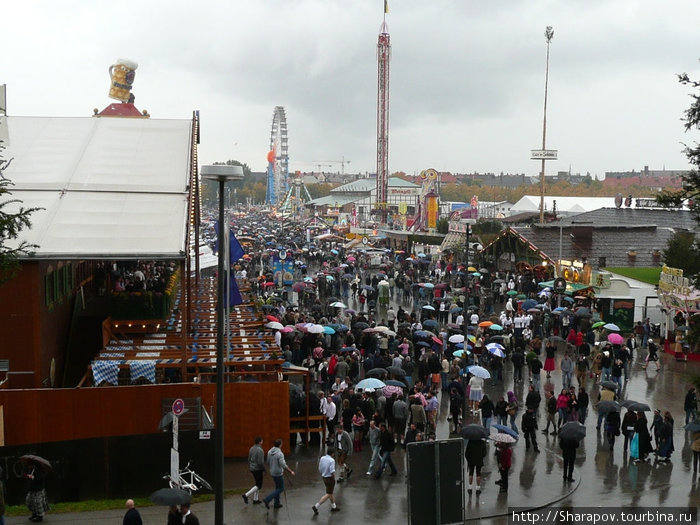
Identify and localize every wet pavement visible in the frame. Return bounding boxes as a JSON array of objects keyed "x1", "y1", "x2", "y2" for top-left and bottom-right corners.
[{"x1": 13, "y1": 293, "x2": 700, "y2": 524}]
